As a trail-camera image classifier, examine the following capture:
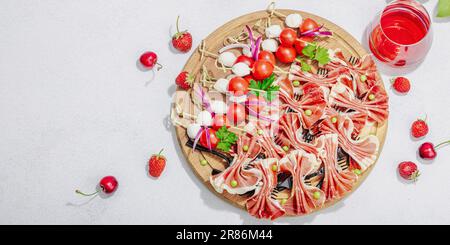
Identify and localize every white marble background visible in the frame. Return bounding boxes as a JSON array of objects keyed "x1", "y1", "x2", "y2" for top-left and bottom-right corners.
[{"x1": 0, "y1": 0, "x2": 449, "y2": 224}]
